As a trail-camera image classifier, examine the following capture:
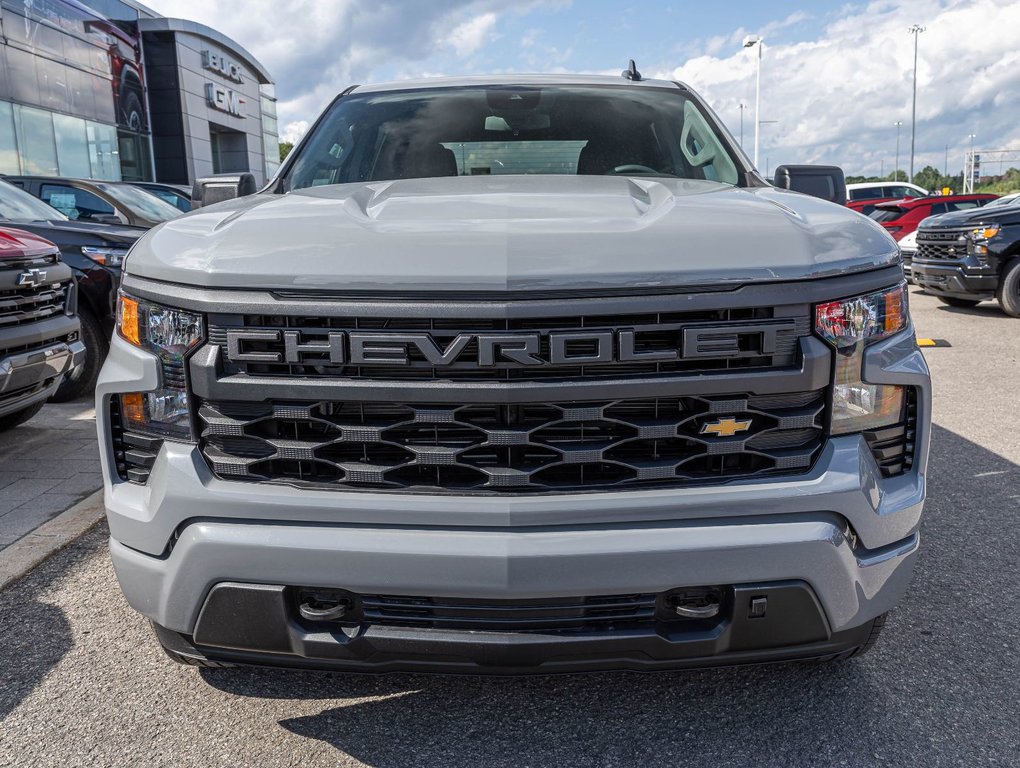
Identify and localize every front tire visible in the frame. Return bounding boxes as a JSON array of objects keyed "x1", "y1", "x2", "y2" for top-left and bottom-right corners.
[
  {"x1": 996, "y1": 258, "x2": 1020, "y2": 317},
  {"x1": 937, "y1": 296, "x2": 981, "y2": 309},
  {"x1": 0, "y1": 401, "x2": 45, "y2": 432},
  {"x1": 51, "y1": 309, "x2": 106, "y2": 402}
]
